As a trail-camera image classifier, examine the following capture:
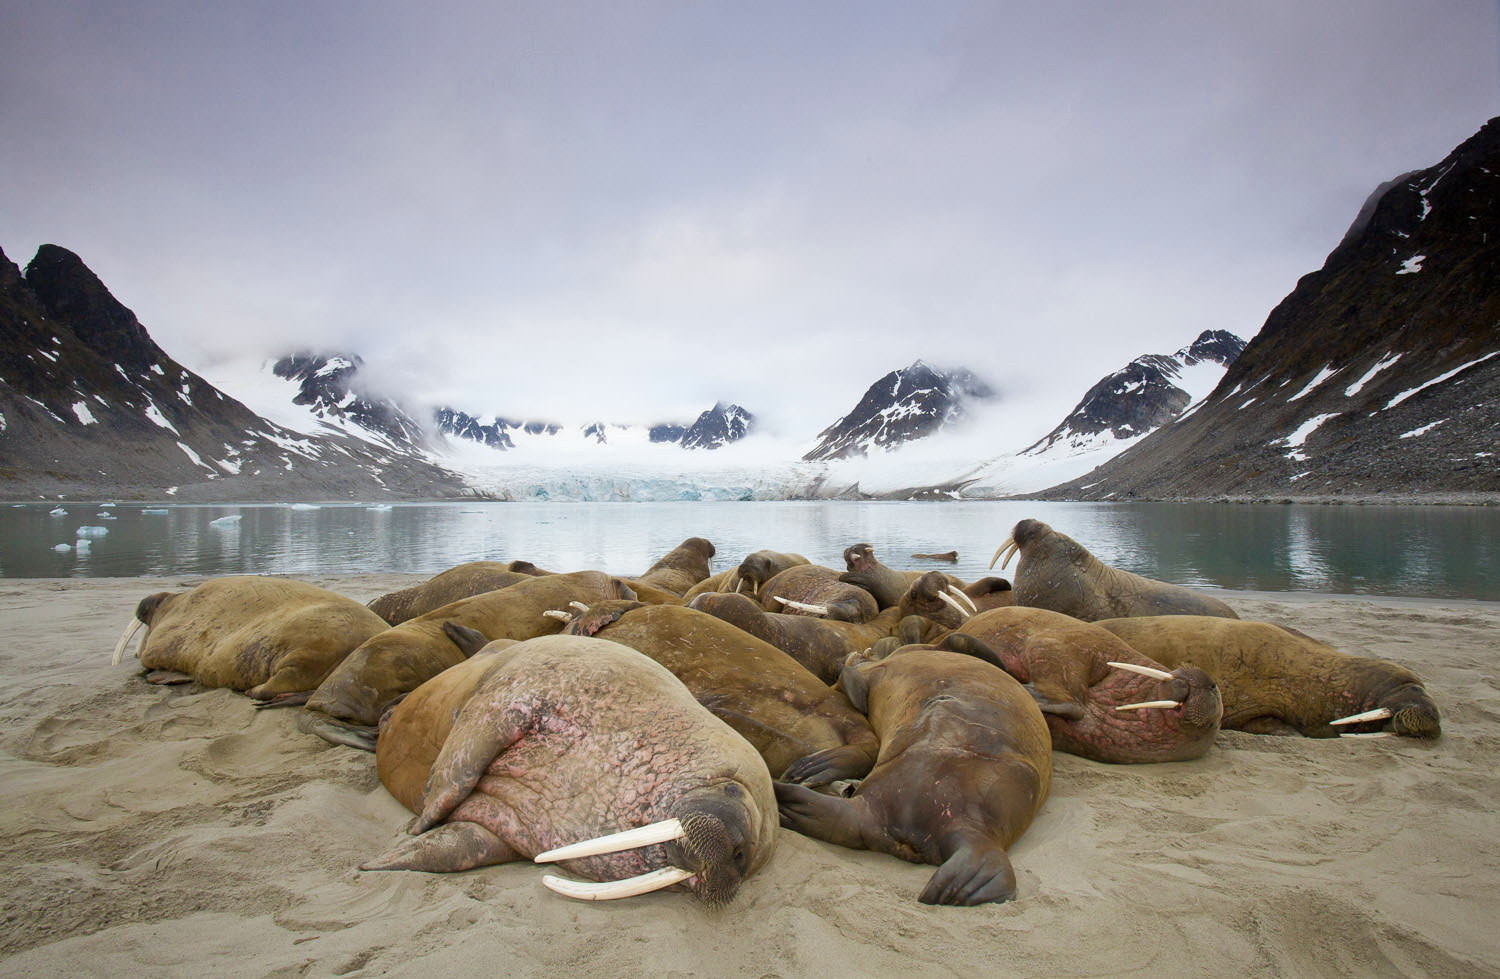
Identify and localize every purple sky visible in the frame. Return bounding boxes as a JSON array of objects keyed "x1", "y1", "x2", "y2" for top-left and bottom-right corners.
[{"x1": 3, "y1": 2, "x2": 1496, "y2": 441}]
